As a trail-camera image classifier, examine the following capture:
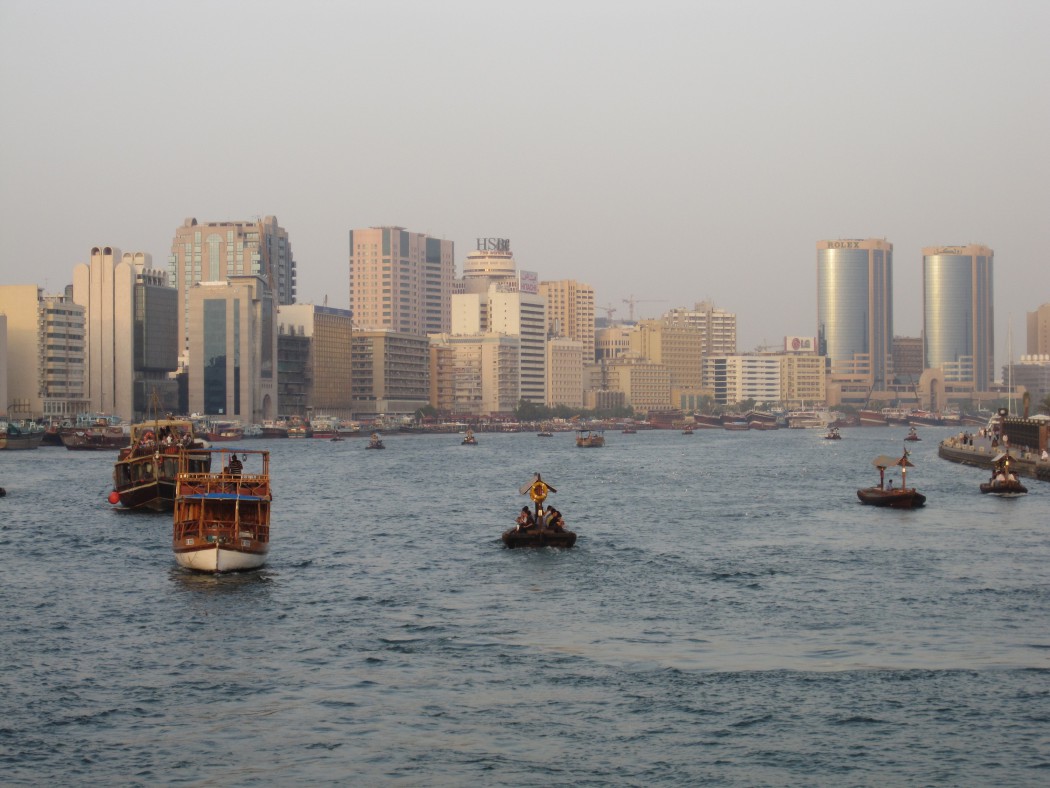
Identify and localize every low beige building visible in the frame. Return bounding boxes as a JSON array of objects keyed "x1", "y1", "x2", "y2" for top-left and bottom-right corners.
[{"x1": 351, "y1": 329, "x2": 430, "y2": 417}]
